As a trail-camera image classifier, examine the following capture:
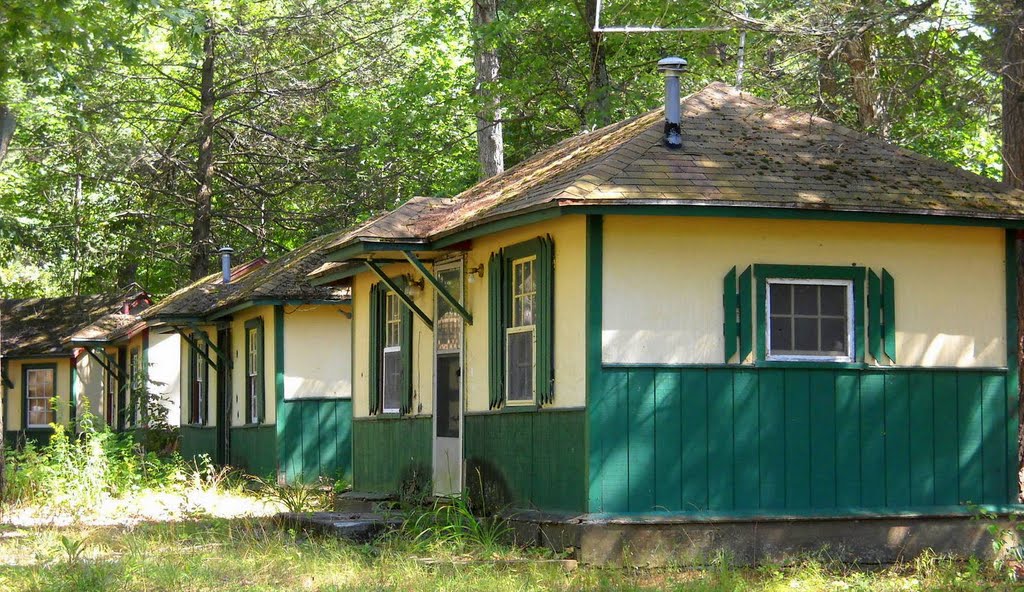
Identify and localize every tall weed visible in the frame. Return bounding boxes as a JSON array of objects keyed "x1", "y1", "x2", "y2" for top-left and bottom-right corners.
[{"x1": 1, "y1": 407, "x2": 184, "y2": 518}]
